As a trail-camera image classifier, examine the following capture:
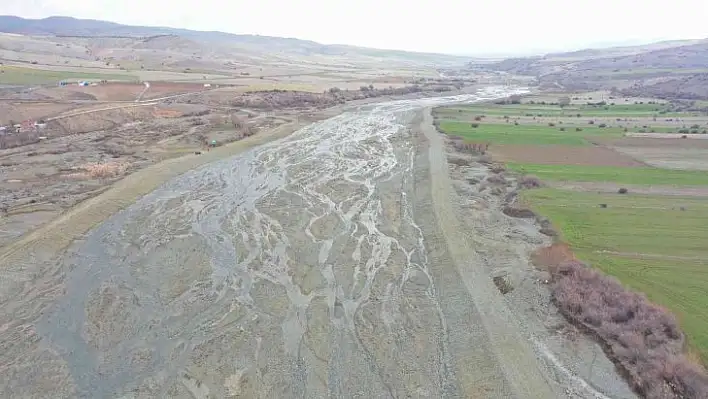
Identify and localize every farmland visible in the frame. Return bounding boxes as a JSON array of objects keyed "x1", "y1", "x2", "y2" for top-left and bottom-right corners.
[
  {"x1": 521, "y1": 188, "x2": 708, "y2": 363},
  {"x1": 438, "y1": 121, "x2": 623, "y2": 145},
  {"x1": 0, "y1": 65, "x2": 138, "y2": 85},
  {"x1": 507, "y1": 163, "x2": 708, "y2": 185},
  {"x1": 435, "y1": 93, "x2": 708, "y2": 365}
]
